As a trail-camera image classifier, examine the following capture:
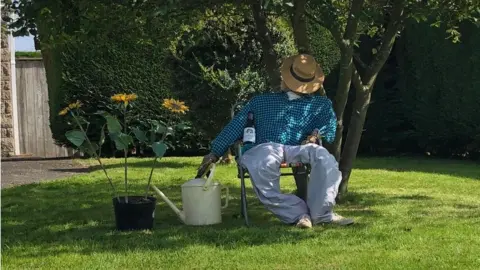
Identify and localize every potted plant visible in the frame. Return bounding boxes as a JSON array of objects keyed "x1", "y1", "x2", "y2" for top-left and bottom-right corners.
[{"x1": 58, "y1": 94, "x2": 189, "y2": 231}]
